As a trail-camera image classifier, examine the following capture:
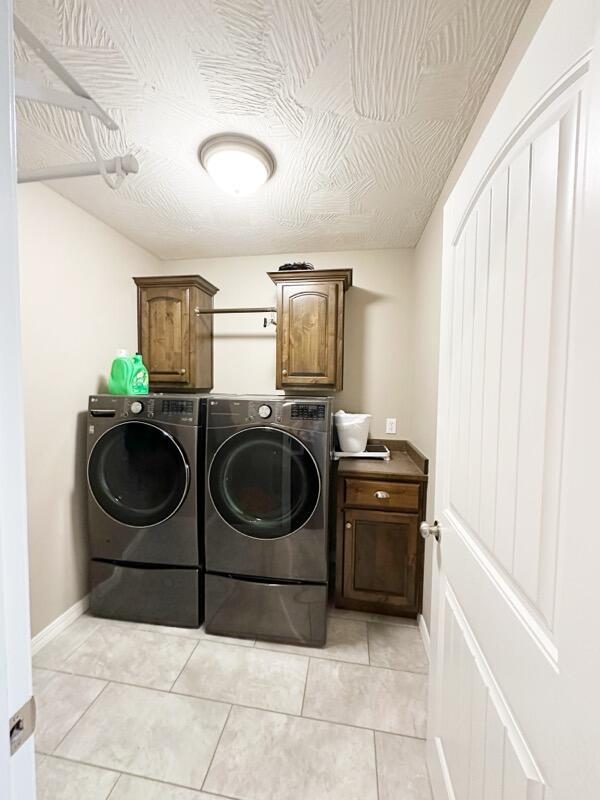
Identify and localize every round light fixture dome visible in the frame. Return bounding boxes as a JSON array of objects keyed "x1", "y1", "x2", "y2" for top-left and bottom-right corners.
[{"x1": 199, "y1": 134, "x2": 275, "y2": 197}]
